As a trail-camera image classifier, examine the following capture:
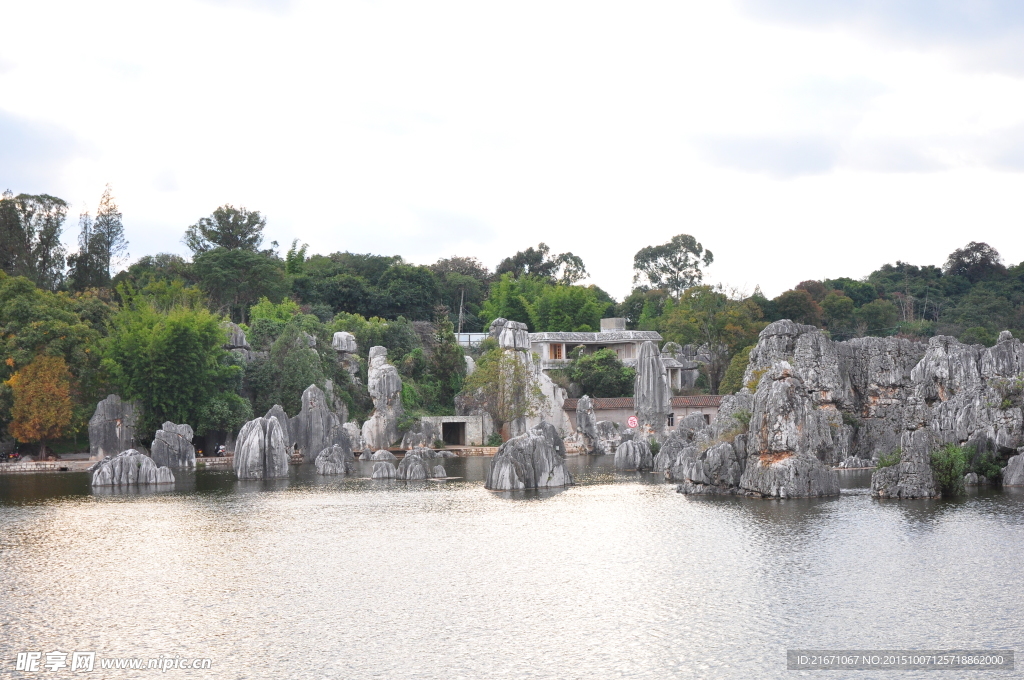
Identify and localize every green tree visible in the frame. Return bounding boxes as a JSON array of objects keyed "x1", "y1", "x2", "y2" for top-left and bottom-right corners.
[
  {"x1": 184, "y1": 205, "x2": 267, "y2": 256},
  {"x1": 773, "y1": 289, "x2": 823, "y2": 326},
  {"x1": 821, "y1": 292, "x2": 855, "y2": 336},
  {"x1": 855, "y1": 299, "x2": 899, "y2": 335},
  {"x1": 285, "y1": 239, "x2": 308, "y2": 275},
  {"x1": 632, "y1": 234, "x2": 713, "y2": 299},
  {"x1": 480, "y1": 274, "x2": 549, "y2": 329},
  {"x1": 429, "y1": 315, "x2": 466, "y2": 411},
  {"x1": 67, "y1": 212, "x2": 107, "y2": 291},
  {"x1": 496, "y1": 243, "x2": 588, "y2": 284},
  {"x1": 567, "y1": 347, "x2": 635, "y2": 397},
  {"x1": 661, "y1": 286, "x2": 764, "y2": 394},
  {"x1": 192, "y1": 248, "x2": 289, "y2": 323},
  {"x1": 0, "y1": 191, "x2": 68, "y2": 291},
  {"x1": 943, "y1": 242, "x2": 1006, "y2": 284},
  {"x1": 103, "y1": 294, "x2": 246, "y2": 436},
  {"x1": 719, "y1": 344, "x2": 754, "y2": 394},
  {"x1": 461, "y1": 348, "x2": 545, "y2": 434},
  {"x1": 529, "y1": 285, "x2": 612, "y2": 332}
]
